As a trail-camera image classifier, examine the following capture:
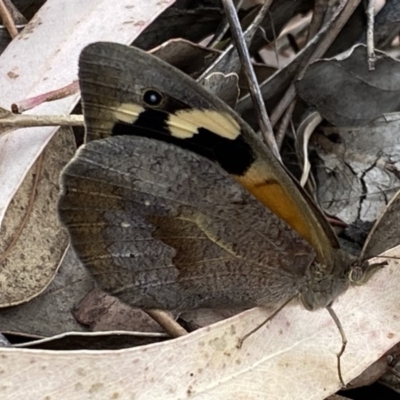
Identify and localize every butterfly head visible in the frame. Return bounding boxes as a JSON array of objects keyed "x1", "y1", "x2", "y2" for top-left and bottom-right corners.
[{"x1": 300, "y1": 250, "x2": 355, "y2": 310}]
